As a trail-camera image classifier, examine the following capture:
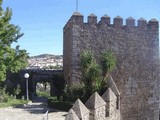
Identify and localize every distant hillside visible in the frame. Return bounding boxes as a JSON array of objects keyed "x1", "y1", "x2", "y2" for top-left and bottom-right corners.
[
  {"x1": 27, "y1": 54, "x2": 63, "y2": 69},
  {"x1": 29, "y1": 54, "x2": 63, "y2": 59}
]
